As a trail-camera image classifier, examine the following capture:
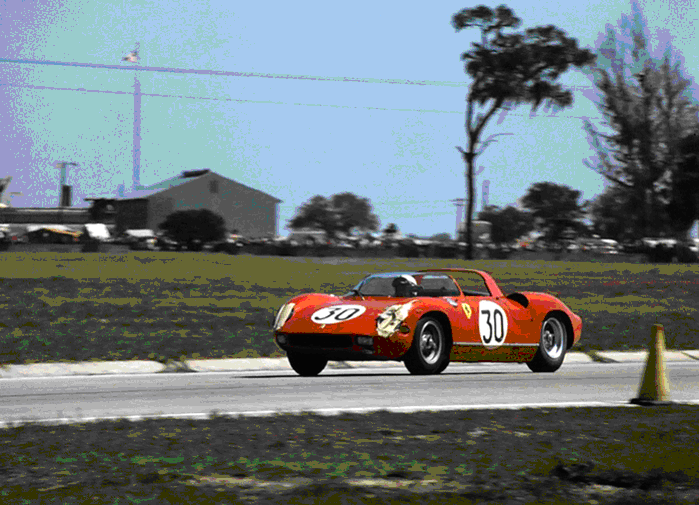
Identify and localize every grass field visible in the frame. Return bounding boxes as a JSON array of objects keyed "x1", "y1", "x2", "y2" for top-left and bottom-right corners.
[
  {"x1": 2, "y1": 406, "x2": 698, "y2": 504},
  {"x1": 1, "y1": 252, "x2": 698, "y2": 364},
  {"x1": 2, "y1": 252, "x2": 699, "y2": 504}
]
